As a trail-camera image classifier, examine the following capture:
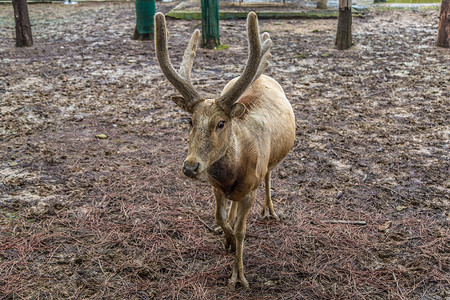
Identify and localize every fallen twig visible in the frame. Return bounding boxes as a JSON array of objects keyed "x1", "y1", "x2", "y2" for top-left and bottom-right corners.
[
  {"x1": 196, "y1": 215, "x2": 215, "y2": 232},
  {"x1": 379, "y1": 185, "x2": 406, "y2": 199},
  {"x1": 363, "y1": 90, "x2": 386, "y2": 98},
  {"x1": 320, "y1": 219, "x2": 367, "y2": 225},
  {"x1": 333, "y1": 147, "x2": 357, "y2": 154}
]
